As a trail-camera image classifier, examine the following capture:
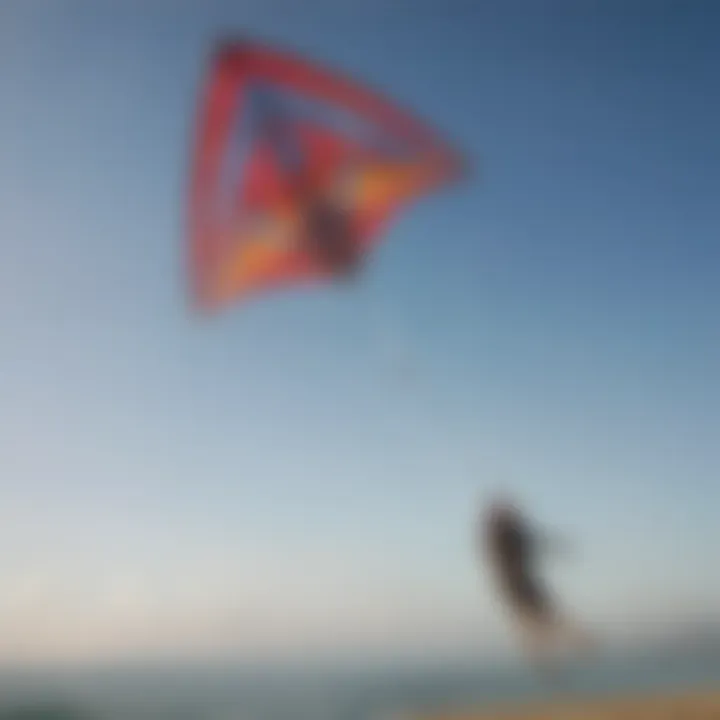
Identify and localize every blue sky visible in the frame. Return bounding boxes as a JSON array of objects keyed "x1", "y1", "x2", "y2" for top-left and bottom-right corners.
[{"x1": 1, "y1": 0, "x2": 719, "y2": 664}]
